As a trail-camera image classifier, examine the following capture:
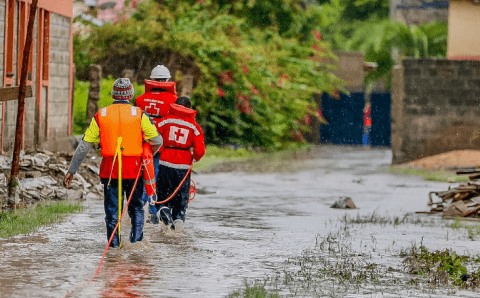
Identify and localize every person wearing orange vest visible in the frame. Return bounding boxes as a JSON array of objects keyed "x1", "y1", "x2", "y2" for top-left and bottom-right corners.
[
  {"x1": 63, "y1": 78, "x2": 163, "y2": 247},
  {"x1": 155, "y1": 96, "x2": 205, "y2": 230},
  {"x1": 135, "y1": 65, "x2": 178, "y2": 224}
]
